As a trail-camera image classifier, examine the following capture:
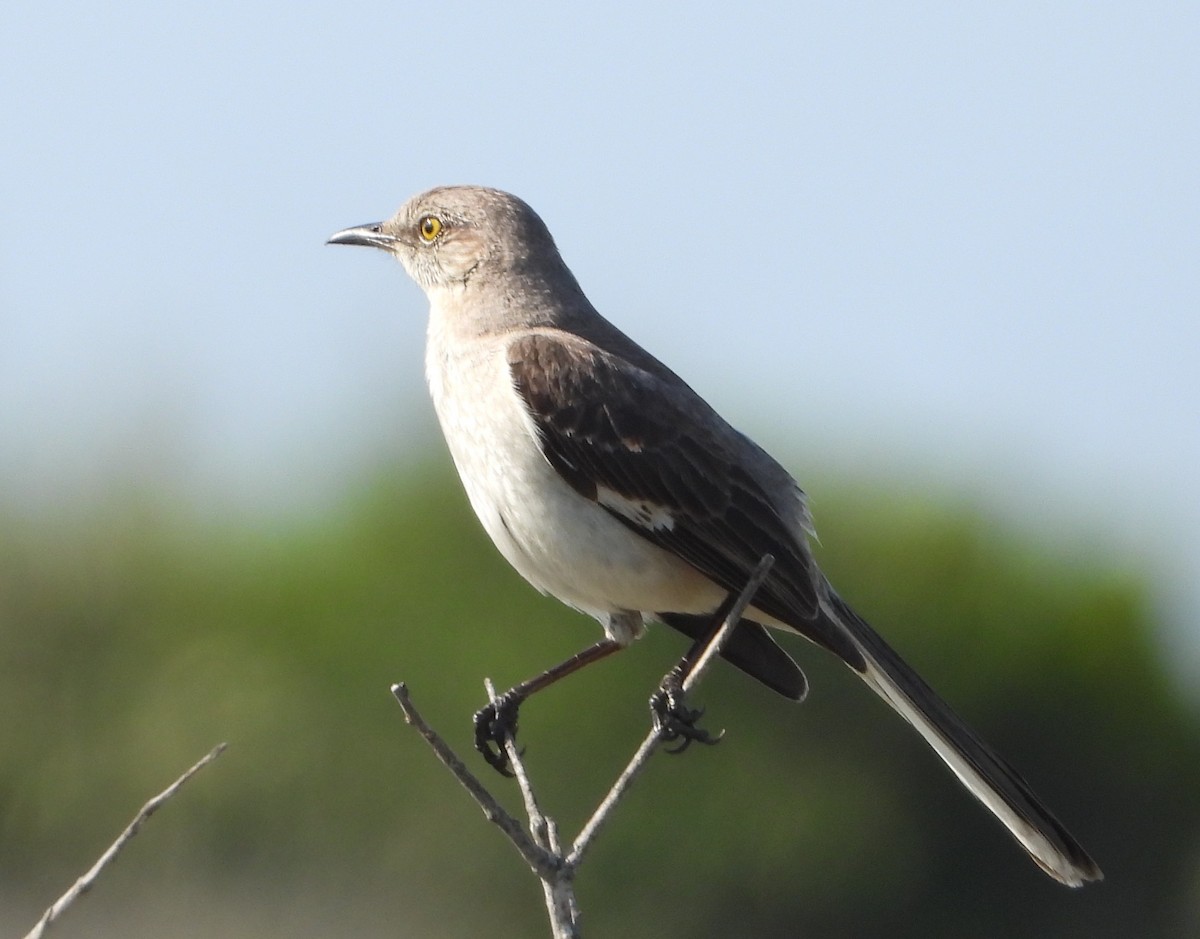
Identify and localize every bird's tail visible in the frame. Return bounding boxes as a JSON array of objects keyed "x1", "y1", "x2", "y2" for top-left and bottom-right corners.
[{"x1": 820, "y1": 592, "x2": 1102, "y2": 886}]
